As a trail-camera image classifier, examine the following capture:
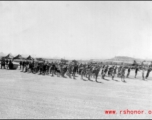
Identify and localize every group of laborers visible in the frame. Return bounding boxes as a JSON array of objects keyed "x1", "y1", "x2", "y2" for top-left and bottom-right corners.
[
  {"x1": 0, "y1": 59, "x2": 14, "y2": 69},
  {"x1": 1, "y1": 58, "x2": 151, "y2": 82},
  {"x1": 18, "y1": 60, "x2": 152, "y2": 82},
  {"x1": 100, "y1": 62, "x2": 152, "y2": 81},
  {"x1": 19, "y1": 60, "x2": 79, "y2": 79},
  {"x1": 77, "y1": 64, "x2": 126, "y2": 82}
]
